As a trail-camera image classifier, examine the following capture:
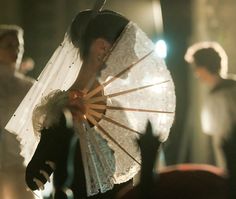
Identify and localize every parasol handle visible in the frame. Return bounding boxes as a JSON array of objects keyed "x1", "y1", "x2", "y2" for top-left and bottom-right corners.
[{"x1": 93, "y1": 0, "x2": 107, "y2": 12}]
